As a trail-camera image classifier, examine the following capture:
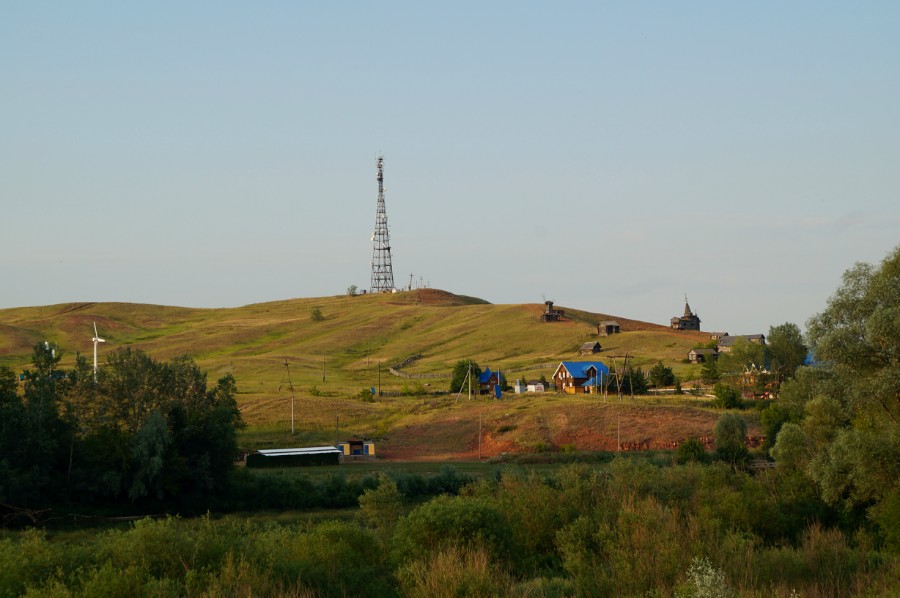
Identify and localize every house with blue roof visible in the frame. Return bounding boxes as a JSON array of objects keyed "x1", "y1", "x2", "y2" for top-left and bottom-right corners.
[
  {"x1": 553, "y1": 361, "x2": 610, "y2": 394},
  {"x1": 477, "y1": 367, "x2": 505, "y2": 394}
]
